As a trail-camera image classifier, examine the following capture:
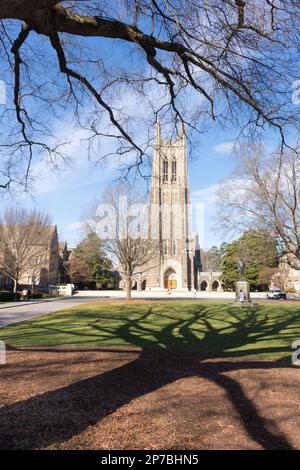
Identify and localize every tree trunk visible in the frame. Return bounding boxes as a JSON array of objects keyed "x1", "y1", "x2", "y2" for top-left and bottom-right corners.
[
  {"x1": 125, "y1": 274, "x2": 132, "y2": 300},
  {"x1": 286, "y1": 253, "x2": 300, "y2": 270},
  {"x1": 13, "y1": 278, "x2": 18, "y2": 301}
]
